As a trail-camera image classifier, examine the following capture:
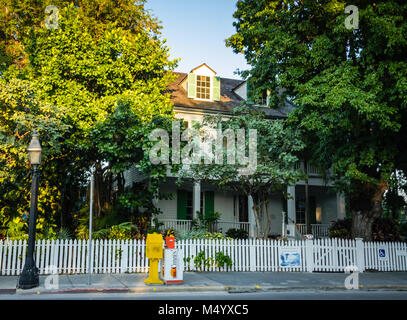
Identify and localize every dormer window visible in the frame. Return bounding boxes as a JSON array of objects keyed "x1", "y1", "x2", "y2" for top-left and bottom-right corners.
[
  {"x1": 185, "y1": 63, "x2": 221, "y2": 101},
  {"x1": 196, "y1": 75, "x2": 211, "y2": 100}
]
